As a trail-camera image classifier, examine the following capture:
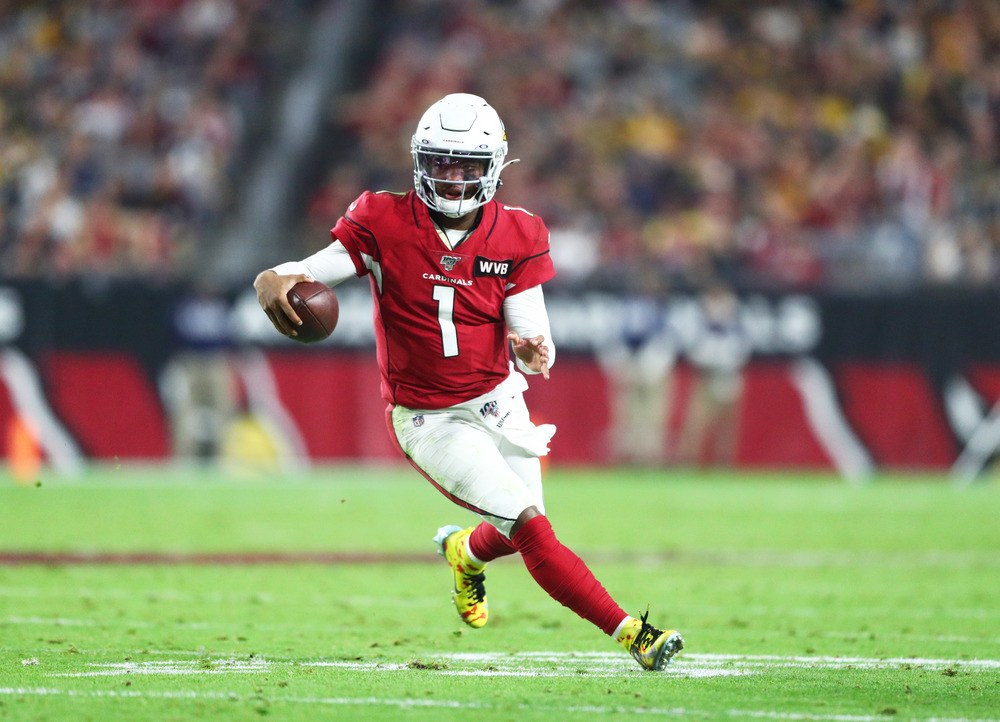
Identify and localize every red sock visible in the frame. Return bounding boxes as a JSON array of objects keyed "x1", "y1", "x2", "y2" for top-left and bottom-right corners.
[
  {"x1": 468, "y1": 521, "x2": 517, "y2": 562},
  {"x1": 511, "y1": 515, "x2": 627, "y2": 636}
]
